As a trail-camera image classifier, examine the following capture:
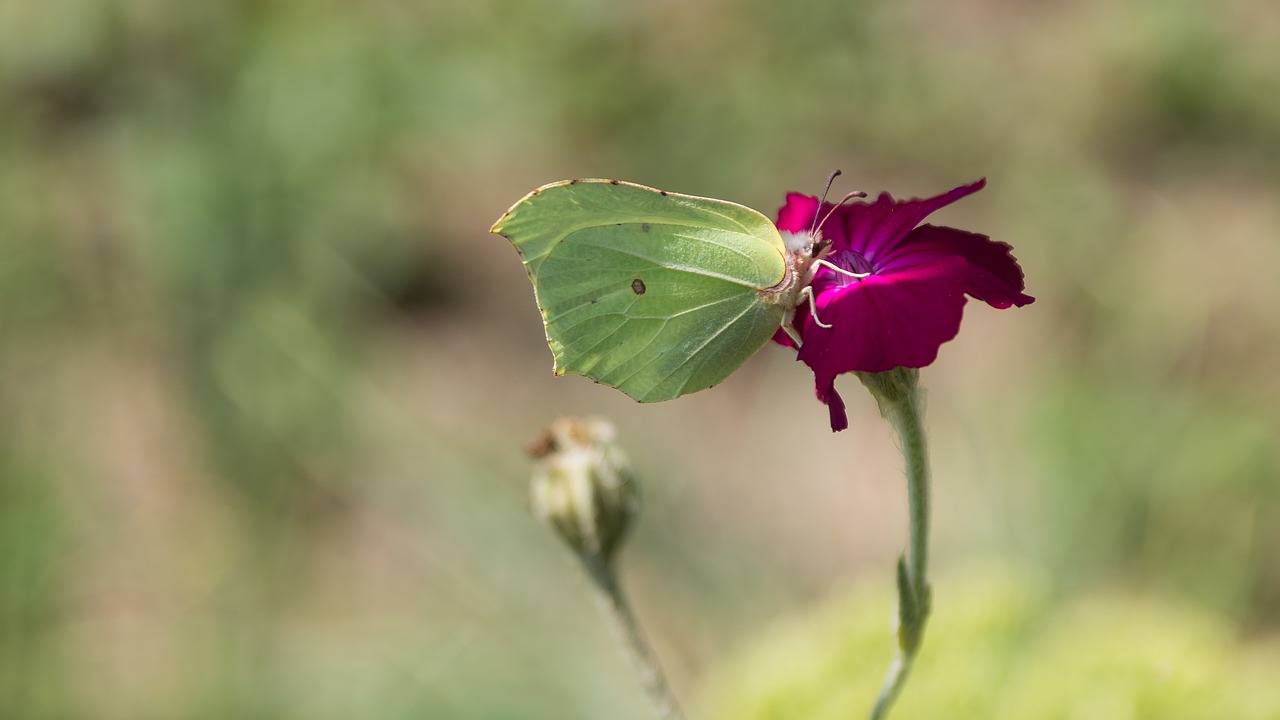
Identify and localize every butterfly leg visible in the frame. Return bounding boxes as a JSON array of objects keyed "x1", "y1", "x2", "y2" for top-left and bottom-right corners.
[
  {"x1": 814, "y1": 258, "x2": 870, "y2": 280},
  {"x1": 781, "y1": 307, "x2": 804, "y2": 347},
  {"x1": 799, "y1": 285, "x2": 834, "y2": 329}
]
